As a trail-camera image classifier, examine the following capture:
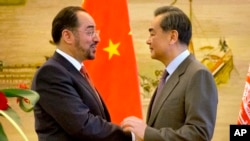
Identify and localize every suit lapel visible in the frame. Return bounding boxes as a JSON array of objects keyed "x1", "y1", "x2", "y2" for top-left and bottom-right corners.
[
  {"x1": 147, "y1": 75, "x2": 179, "y2": 125},
  {"x1": 52, "y1": 52, "x2": 107, "y2": 118},
  {"x1": 146, "y1": 90, "x2": 157, "y2": 122},
  {"x1": 147, "y1": 55, "x2": 194, "y2": 125},
  {"x1": 77, "y1": 69, "x2": 107, "y2": 117}
]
